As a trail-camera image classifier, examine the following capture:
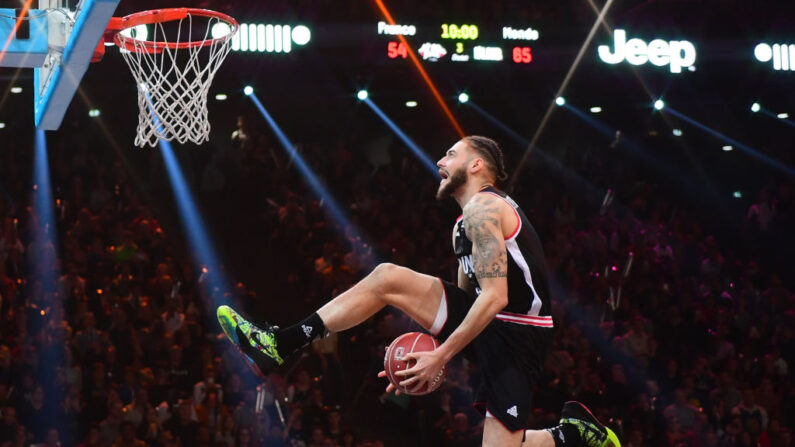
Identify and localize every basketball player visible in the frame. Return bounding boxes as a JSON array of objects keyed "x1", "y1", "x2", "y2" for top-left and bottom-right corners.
[{"x1": 217, "y1": 136, "x2": 620, "y2": 447}]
